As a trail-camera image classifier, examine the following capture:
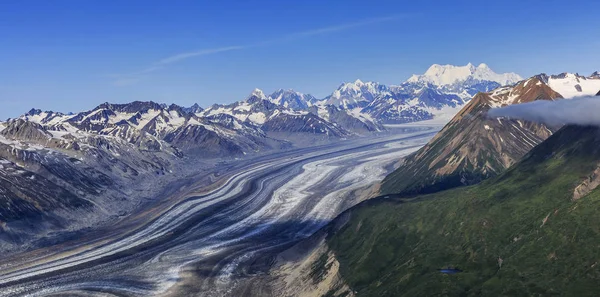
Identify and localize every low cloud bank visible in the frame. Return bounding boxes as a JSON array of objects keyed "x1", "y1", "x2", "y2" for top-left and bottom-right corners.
[{"x1": 487, "y1": 96, "x2": 600, "y2": 127}]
